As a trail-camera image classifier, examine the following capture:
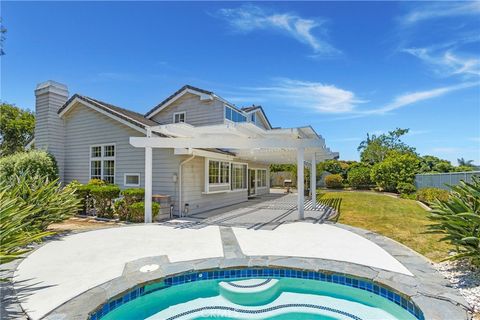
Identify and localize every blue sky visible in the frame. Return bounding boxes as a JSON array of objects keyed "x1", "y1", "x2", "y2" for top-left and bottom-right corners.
[{"x1": 2, "y1": 1, "x2": 479, "y2": 164}]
